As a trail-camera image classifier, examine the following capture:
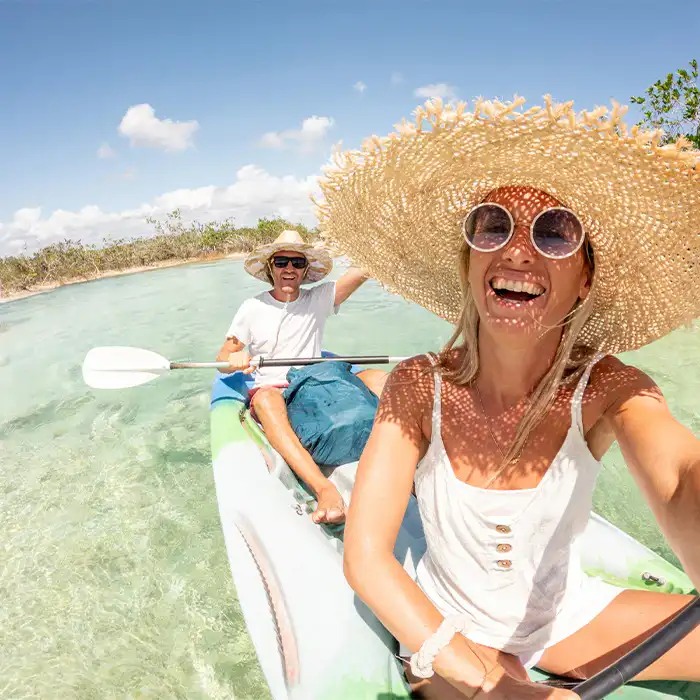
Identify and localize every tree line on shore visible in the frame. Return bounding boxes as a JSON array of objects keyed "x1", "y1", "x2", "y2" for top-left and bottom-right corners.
[{"x1": 0, "y1": 212, "x2": 317, "y2": 296}]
